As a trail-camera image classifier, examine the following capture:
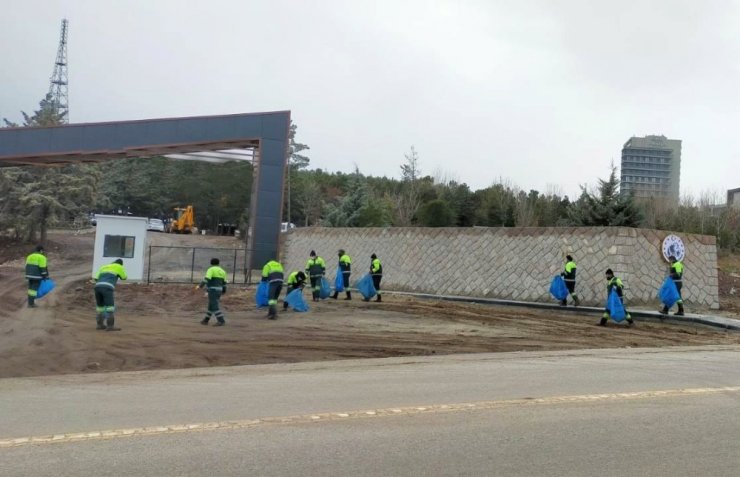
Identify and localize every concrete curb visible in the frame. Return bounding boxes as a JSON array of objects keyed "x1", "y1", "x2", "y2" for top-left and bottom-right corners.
[{"x1": 379, "y1": 290, "x2": 740, "y2": 331}]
